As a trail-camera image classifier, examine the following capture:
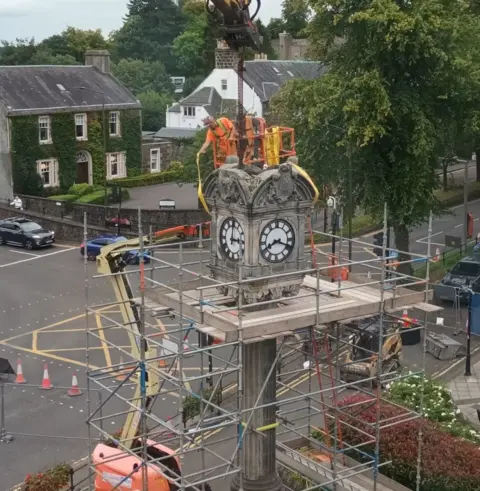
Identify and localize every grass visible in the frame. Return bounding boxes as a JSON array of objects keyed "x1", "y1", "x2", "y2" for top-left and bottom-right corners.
[
  {"x1": 414, "y1": 240, "x2": 477, "y2": 281},
  {"x1": 310, "y1": 181, "x2": 480, "y2": 245}
]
